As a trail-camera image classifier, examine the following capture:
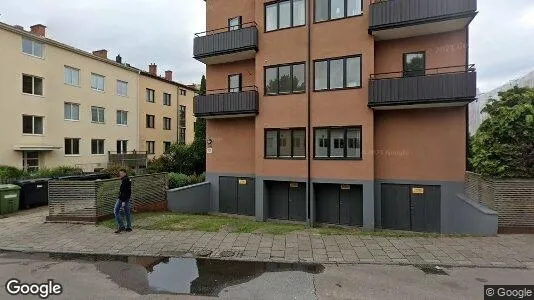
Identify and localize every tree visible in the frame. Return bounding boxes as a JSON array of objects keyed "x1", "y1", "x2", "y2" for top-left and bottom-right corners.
[
  {"x1": 470, "y1": 86, "x2": 534, "y2": 178},
  {"x1": 191, "y1": 75, "x2": 207, "y2": 174}
]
